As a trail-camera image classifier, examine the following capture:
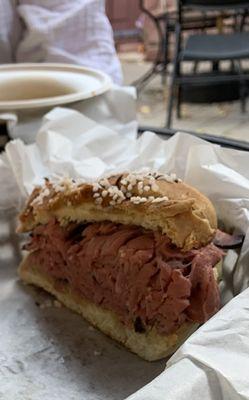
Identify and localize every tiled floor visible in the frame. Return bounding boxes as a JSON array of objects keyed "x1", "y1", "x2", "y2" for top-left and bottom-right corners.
[{"x1": 120, "y1": 55, "x2": 249, "y2": 142}]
